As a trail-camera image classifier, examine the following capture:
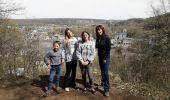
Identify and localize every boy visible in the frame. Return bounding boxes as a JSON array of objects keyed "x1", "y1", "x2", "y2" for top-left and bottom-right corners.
[{"x1": 44, "y1": 41, "x2": 65, "y2": 97}]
